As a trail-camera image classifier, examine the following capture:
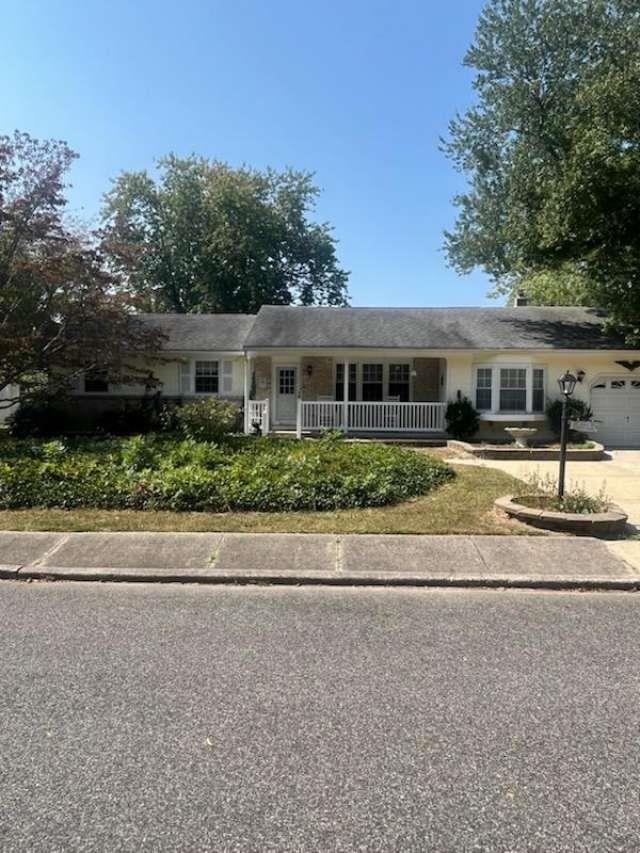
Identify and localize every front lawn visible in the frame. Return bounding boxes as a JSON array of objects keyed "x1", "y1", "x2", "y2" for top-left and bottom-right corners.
[{"x1": 0, "y1": 464, "x2": 526, "y2": 535}]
